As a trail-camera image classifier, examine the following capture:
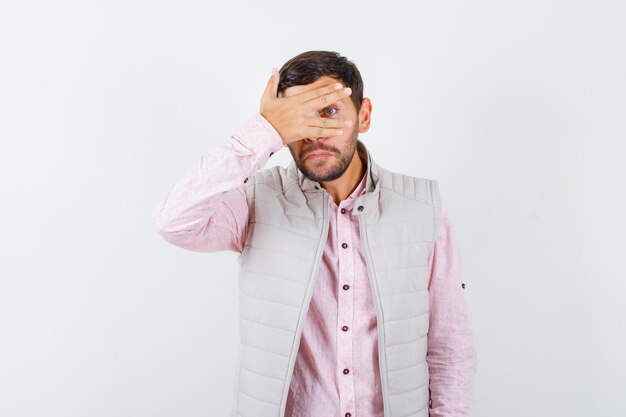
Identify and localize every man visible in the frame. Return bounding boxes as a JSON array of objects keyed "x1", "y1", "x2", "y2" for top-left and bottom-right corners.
[{"x1": 152, "y1": 50, "x2": 477, "y2": 417}]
